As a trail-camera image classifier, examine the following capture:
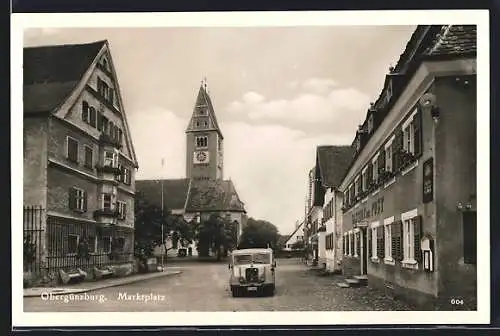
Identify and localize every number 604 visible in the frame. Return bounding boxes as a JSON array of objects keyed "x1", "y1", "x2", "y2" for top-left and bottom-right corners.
[{"x1": 451, "y1": 298, "x2": 464, "y2": 305}]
